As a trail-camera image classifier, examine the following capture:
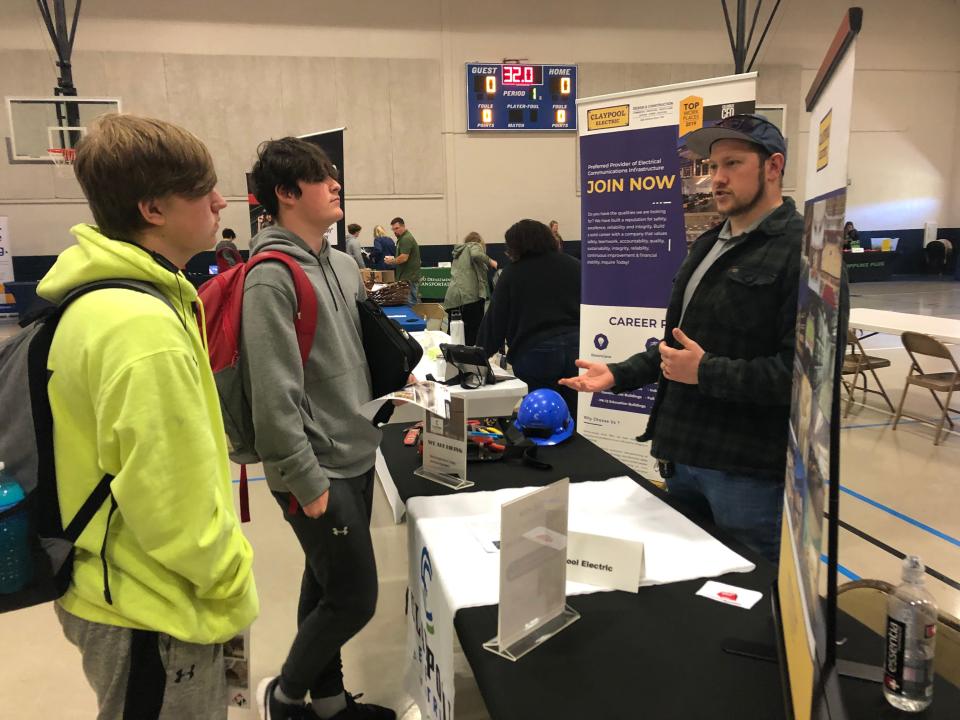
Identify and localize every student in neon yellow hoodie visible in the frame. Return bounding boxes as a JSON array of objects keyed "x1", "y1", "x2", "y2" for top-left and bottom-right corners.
[{"x1": 36, "y1": 114, "x2": 258, "y2": 719}]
